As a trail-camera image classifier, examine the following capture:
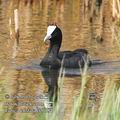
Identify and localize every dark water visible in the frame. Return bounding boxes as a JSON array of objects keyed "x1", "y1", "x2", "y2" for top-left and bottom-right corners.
[{"x1": 0, "y1": 0, "x2": 120, "y2": 120}]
